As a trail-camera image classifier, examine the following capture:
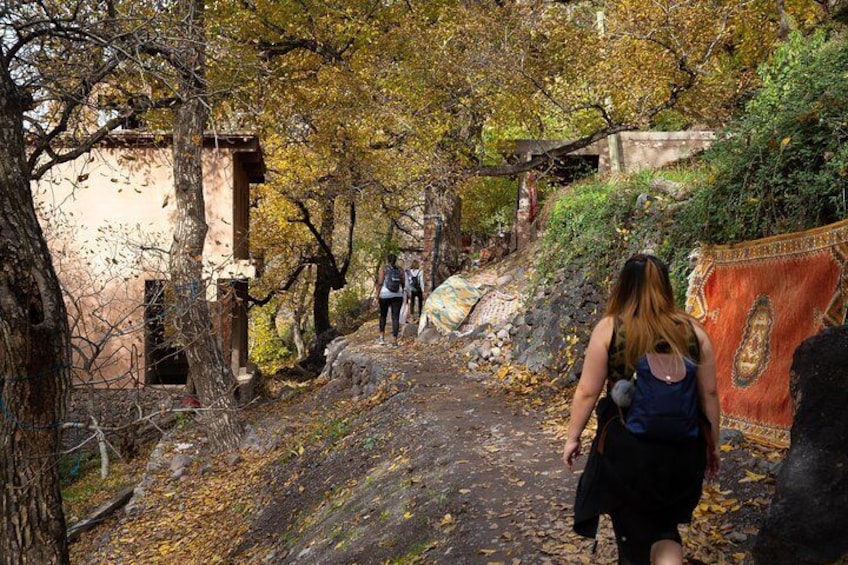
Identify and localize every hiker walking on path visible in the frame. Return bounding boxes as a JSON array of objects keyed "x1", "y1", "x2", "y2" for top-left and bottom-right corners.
[
  {"x1": 405, "y1": 259, "x2": 425, "y2": 323},
  {"x1": 562, "y1": 254, "x2": 721, "y2": 565},
  {"x1": 375, "y1": 253, "x2": 405, "y2": 346}
]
